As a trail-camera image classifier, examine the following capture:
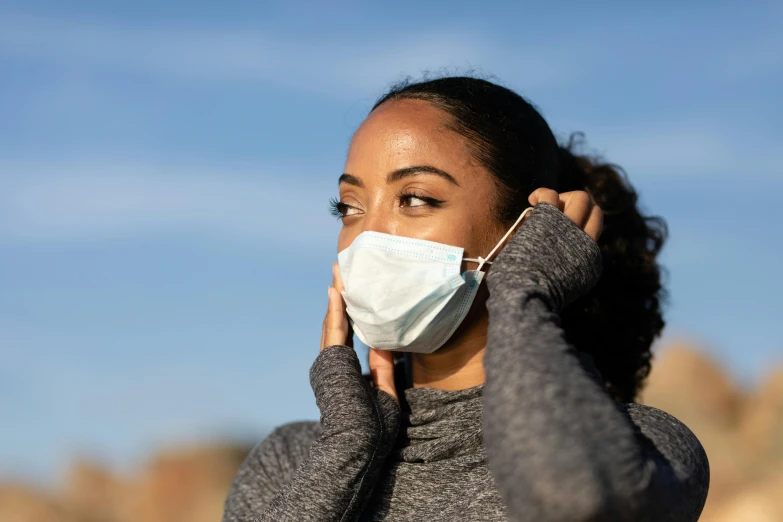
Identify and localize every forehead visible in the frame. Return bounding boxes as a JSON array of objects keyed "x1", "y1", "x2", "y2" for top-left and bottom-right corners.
[{"x1": 346, "y1": 99, "x2": 476, "y2": 172}]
